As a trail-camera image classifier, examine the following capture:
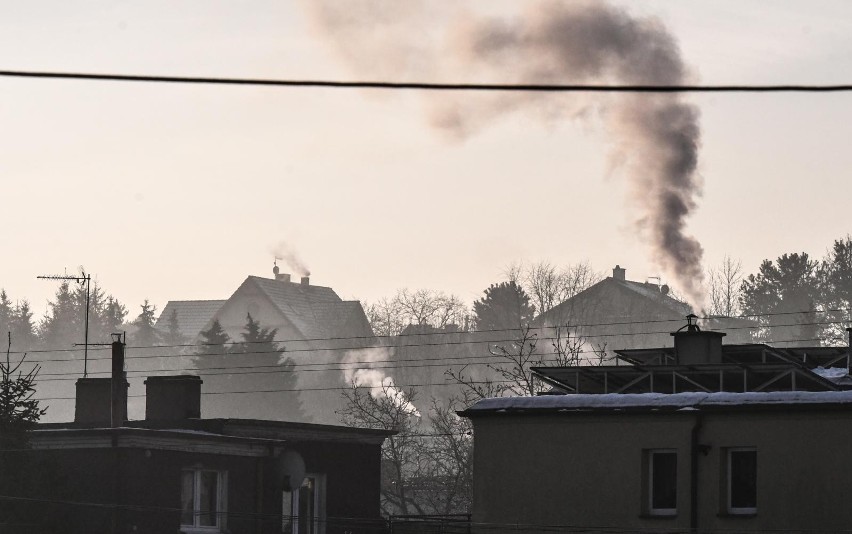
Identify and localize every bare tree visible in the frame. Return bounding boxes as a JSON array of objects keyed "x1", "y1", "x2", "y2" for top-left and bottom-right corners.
[
  {"x1": 416, "y1": 397, "x2": 473, "y2": 515},
  {"x1": 550, "y1": 324, "x2": 610, "y2": 367},
  {"x1": 364, "y1": 289, "x2": 470, "y2": 336},
  {"x1": 507, "y1": 260, "x2": 601, "y2": 316},
  {"x1": 448, "y1": 323, "x2": 610, "y2": 401},
  {"x1": 707, "y1": 255, "x2": 744, "y2": 317},
  {"x1": 337, "y1": 380, "x2": 473, "y2": 516},
  {"x1": 364, "y1": 297, "x2": 406, "y2": 337},
  {"x1": 338, "y1": 381, "x2": 425, "y2": 515}
]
